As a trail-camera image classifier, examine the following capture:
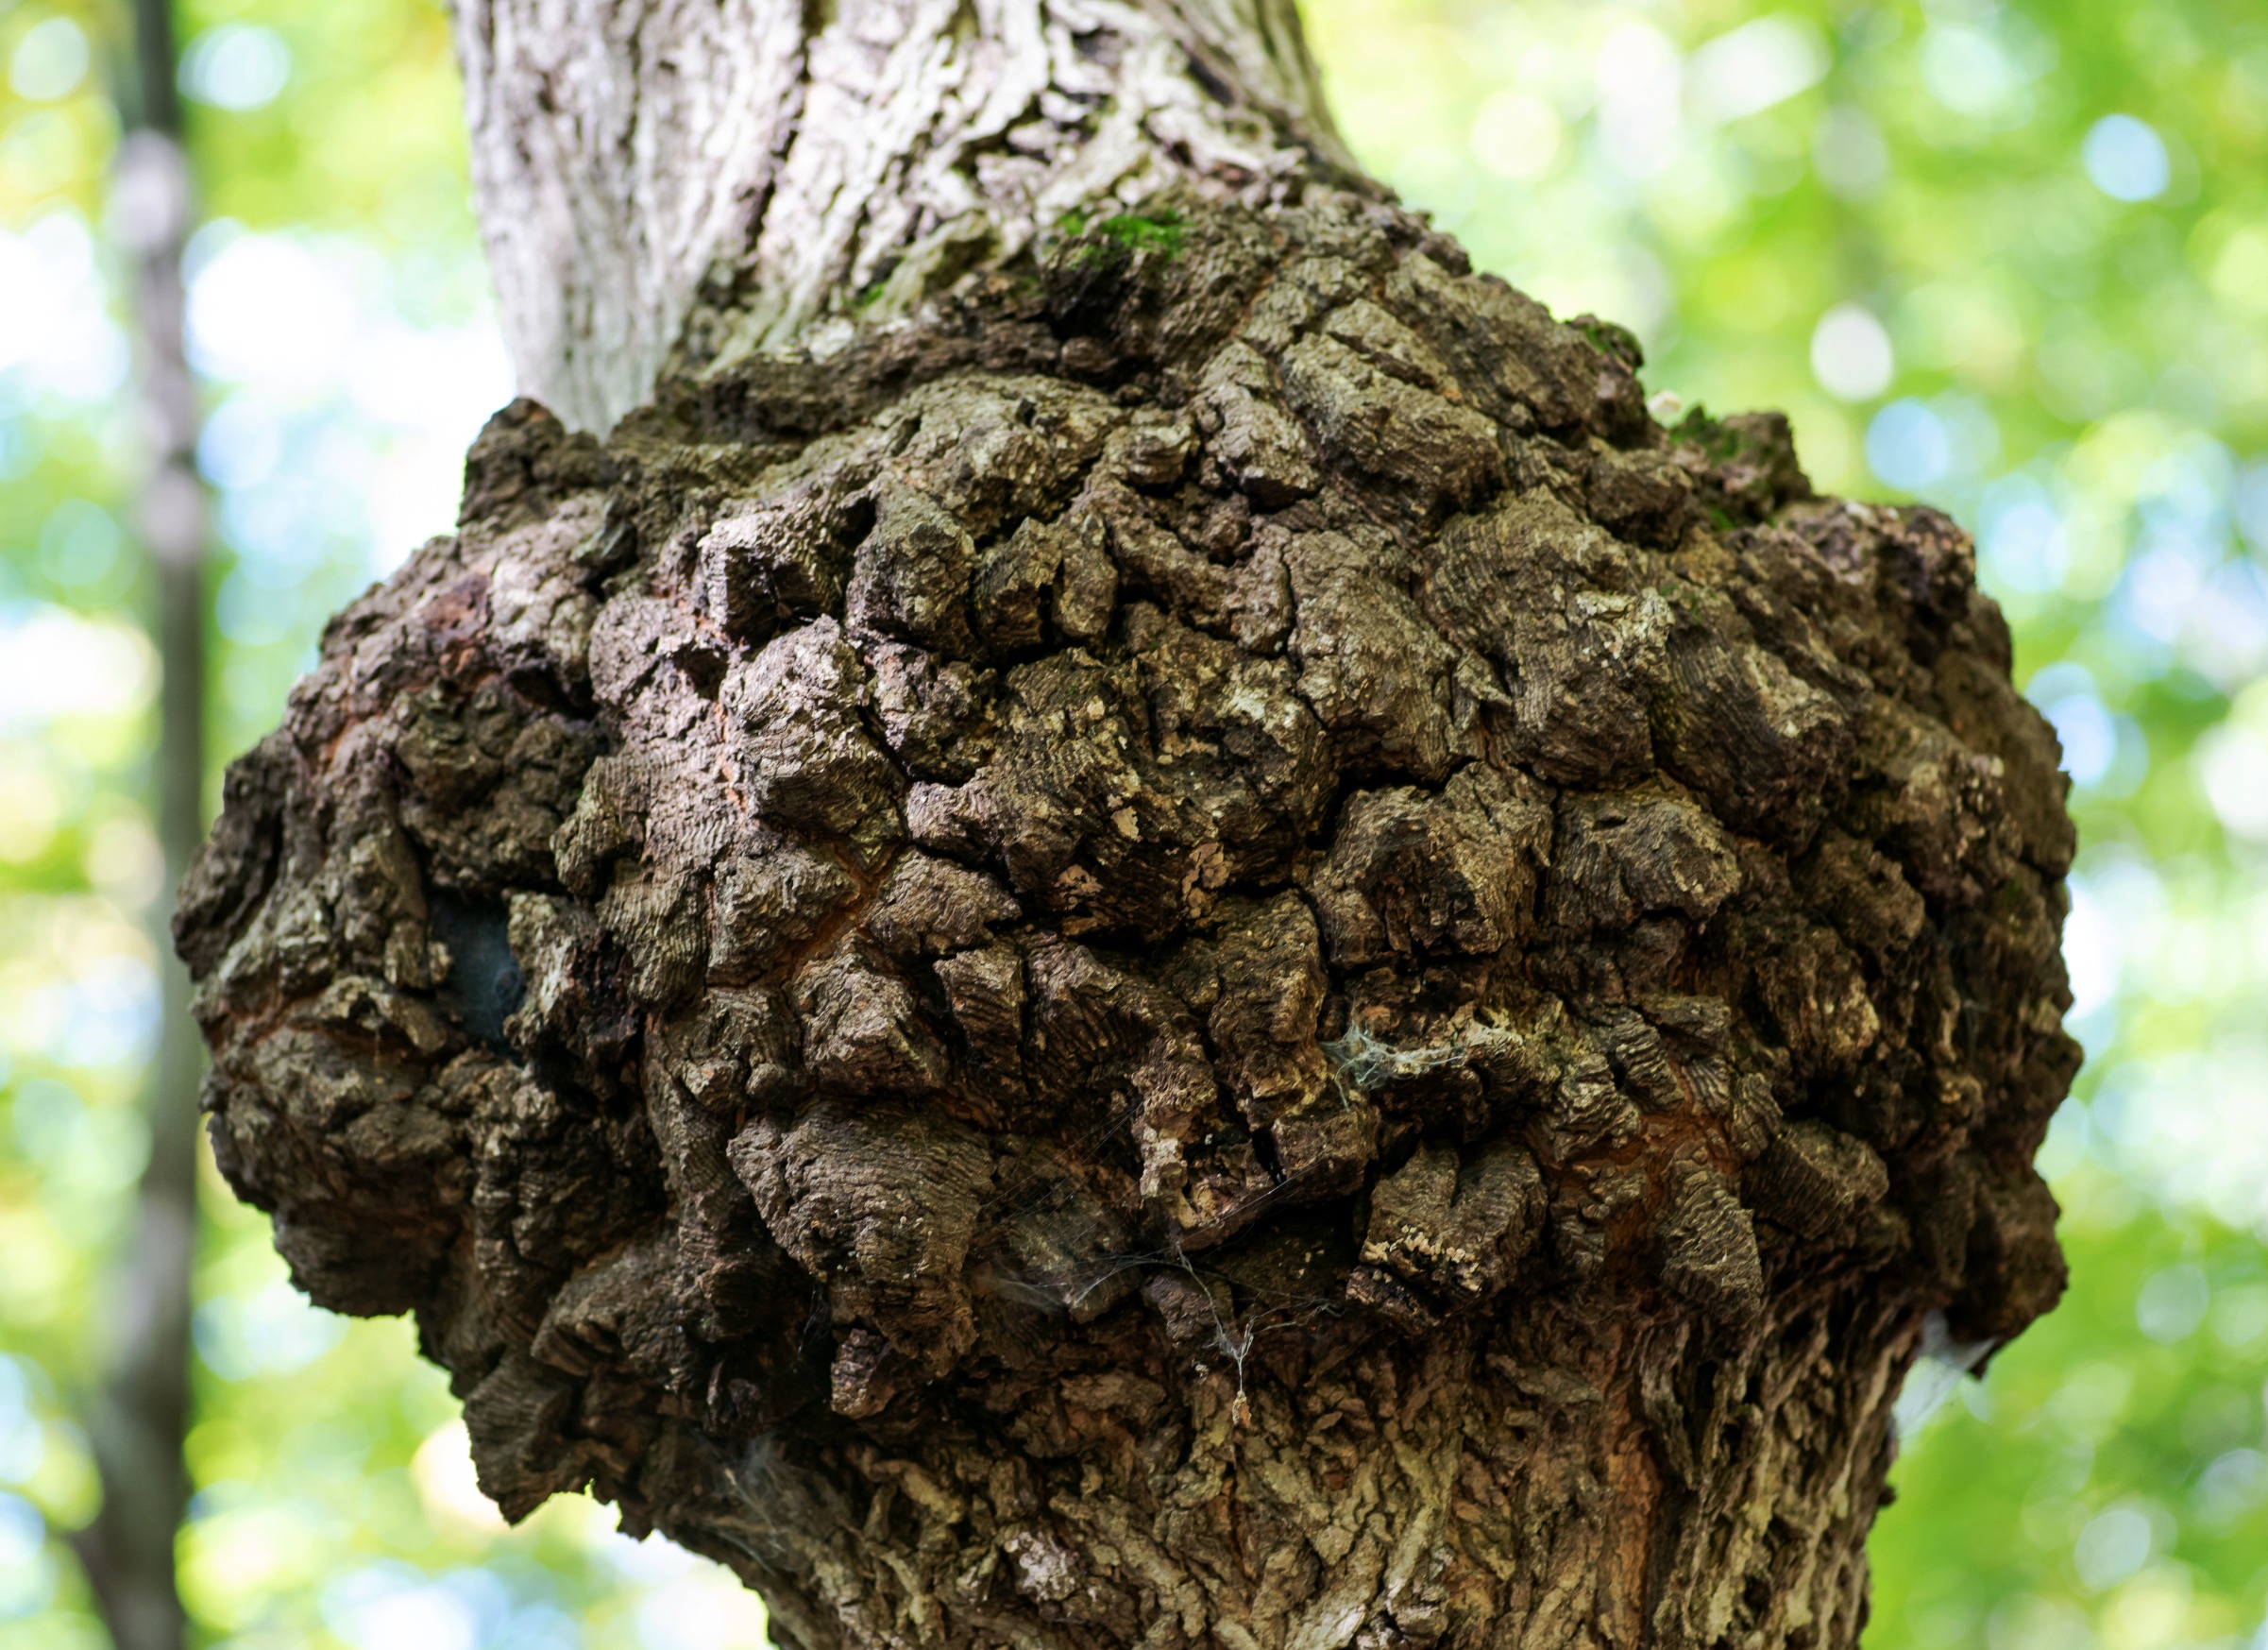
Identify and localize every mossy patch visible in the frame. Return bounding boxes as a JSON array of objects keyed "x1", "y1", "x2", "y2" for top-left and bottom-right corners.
[
  {"x1": 1672, "y1": 405, "x2": 1742, "y2": 463},
  {"x1": 1057, "y1": 207, "x2": 1188, "y2": 263},
  {"x1": 1571, "y1": 314, "x2": 1645, "y2": 372}
]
